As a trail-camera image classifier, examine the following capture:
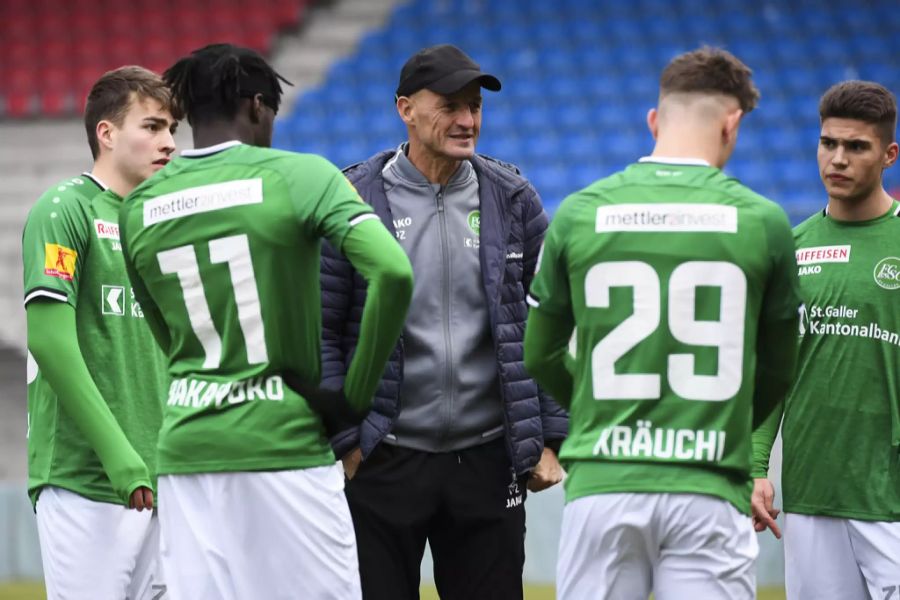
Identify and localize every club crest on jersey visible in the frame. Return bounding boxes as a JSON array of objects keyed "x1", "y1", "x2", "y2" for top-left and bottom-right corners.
[
  {"x1": 43, "y1": 243, "x2": 77, "y2": 281},
  {"x1": 874, "y1": 257, "x2": 900, "y2": 290}
]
